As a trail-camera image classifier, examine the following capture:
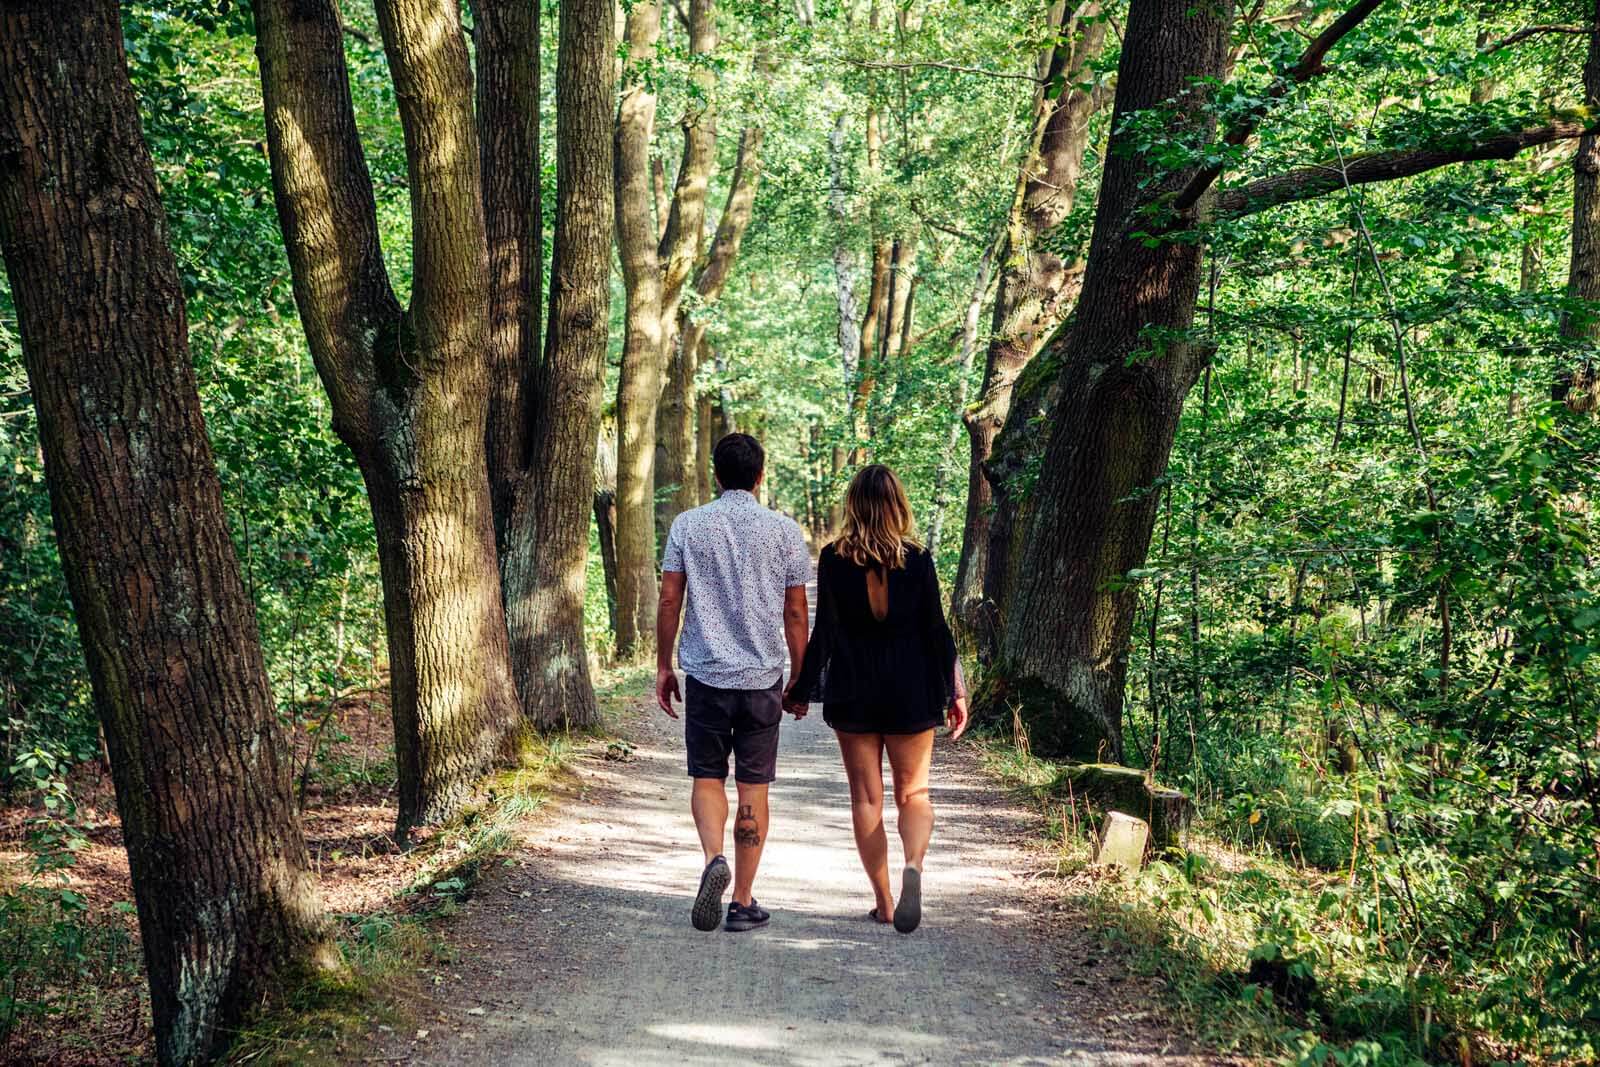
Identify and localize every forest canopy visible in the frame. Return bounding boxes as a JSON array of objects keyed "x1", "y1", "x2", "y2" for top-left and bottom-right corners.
[{"x1": 1, "y1": 0, "x2": 1598, "y2": 1063}]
